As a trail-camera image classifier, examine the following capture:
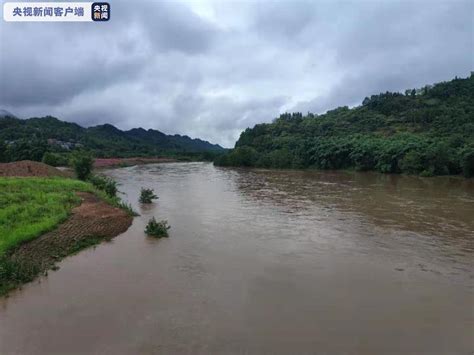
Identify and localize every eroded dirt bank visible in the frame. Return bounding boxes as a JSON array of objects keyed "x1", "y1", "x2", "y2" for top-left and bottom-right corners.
[
  {"x1": 3, "y1": 192, "x2": 133, "y2": 294},
  {"x1": 0, "y1": 160, "x2": 73, "y2": 177}
]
